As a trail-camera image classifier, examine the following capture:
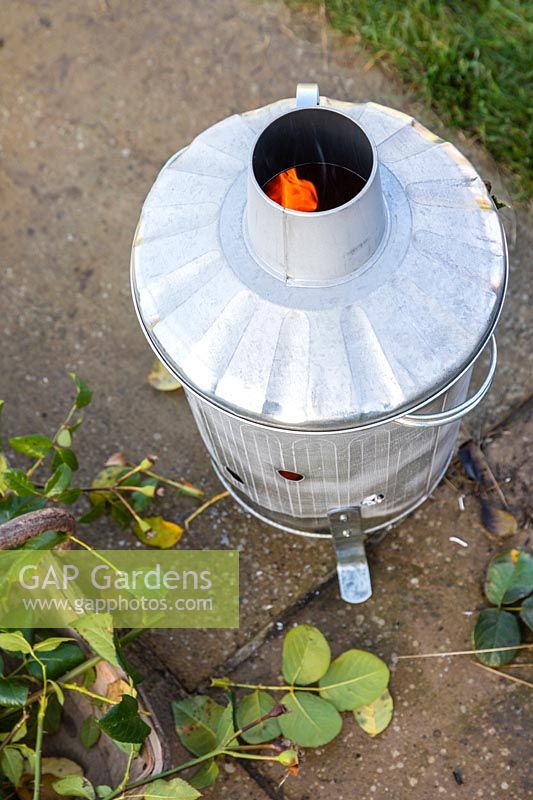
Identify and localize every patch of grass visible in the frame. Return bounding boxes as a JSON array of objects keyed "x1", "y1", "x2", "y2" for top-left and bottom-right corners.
[{"x1": 301, "y1": 1, "x2": 532, "y2": 198}]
